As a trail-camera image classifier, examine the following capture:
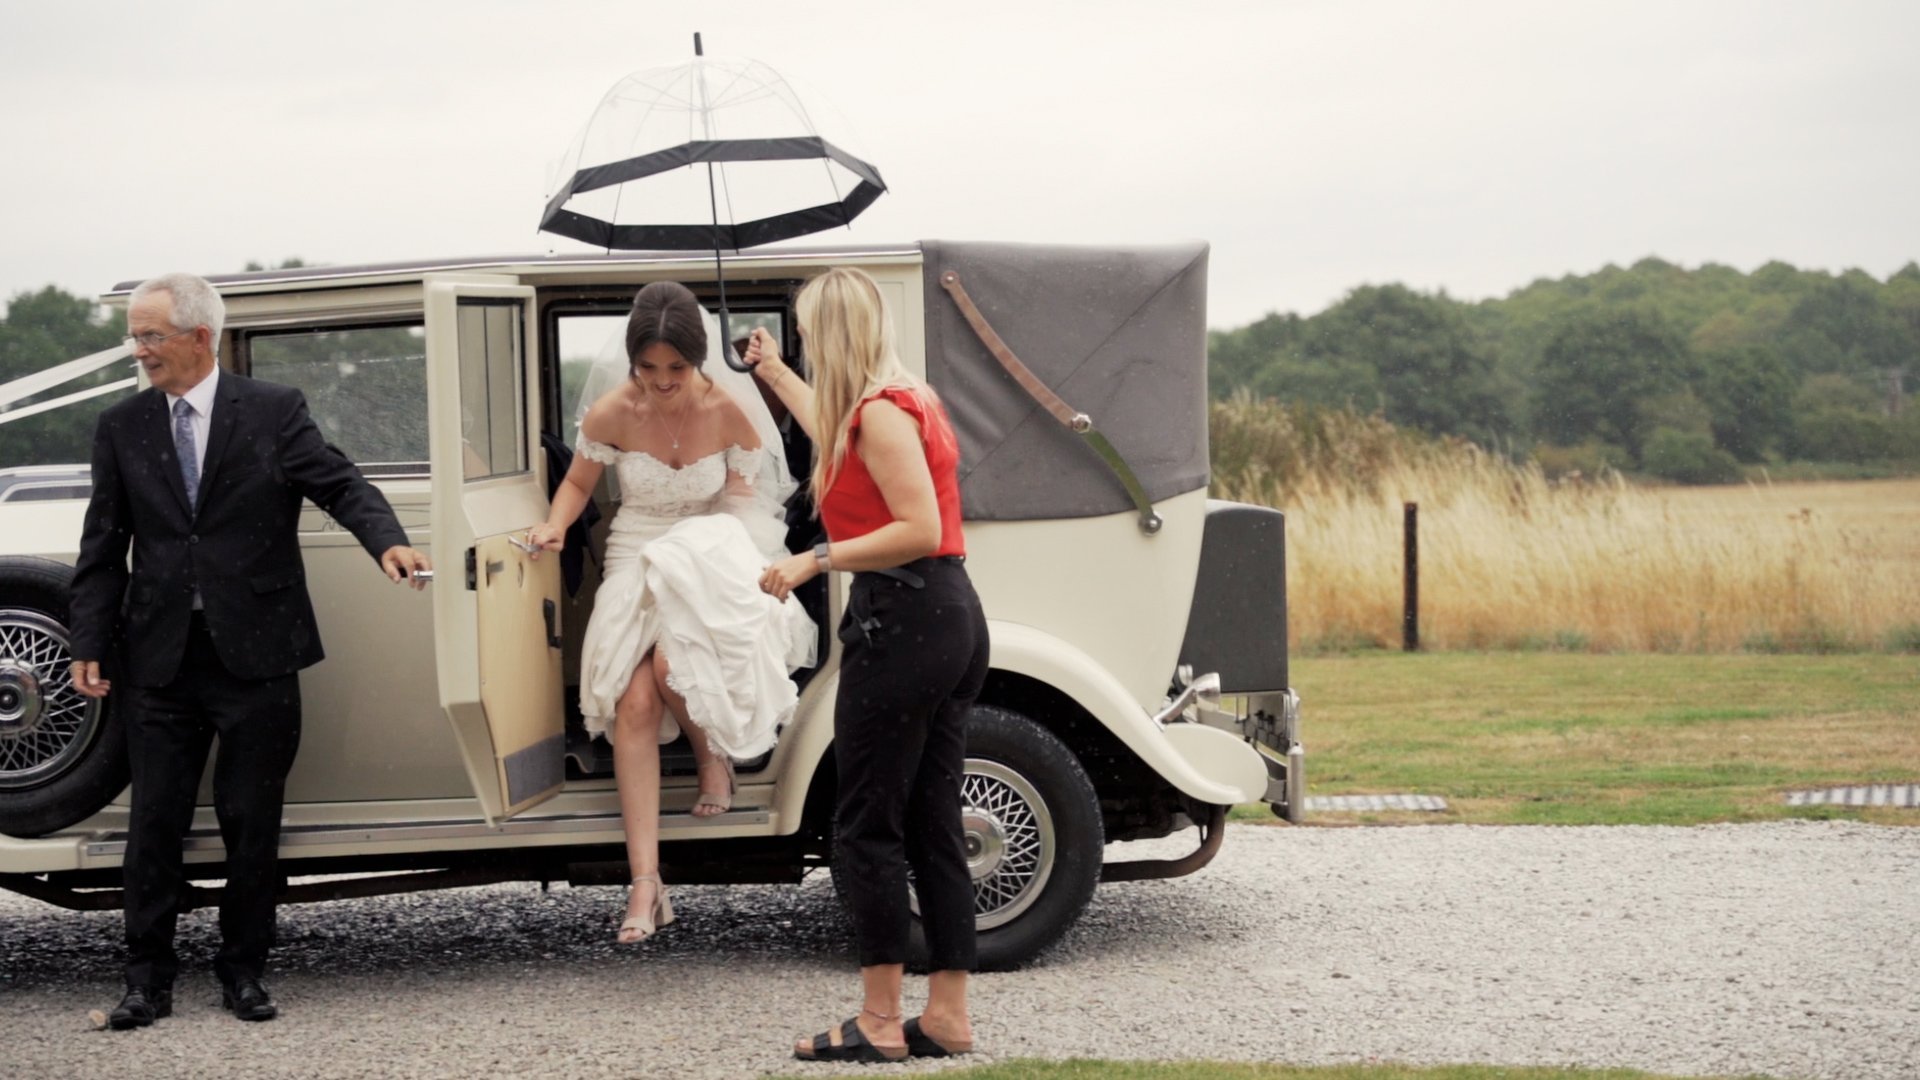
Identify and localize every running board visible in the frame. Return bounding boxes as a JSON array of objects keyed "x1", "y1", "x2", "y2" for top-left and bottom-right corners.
[{"x1": 78, "y1": 805, "x2": 770, "y2": 858}]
